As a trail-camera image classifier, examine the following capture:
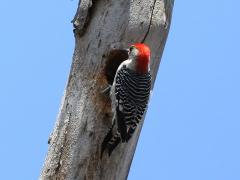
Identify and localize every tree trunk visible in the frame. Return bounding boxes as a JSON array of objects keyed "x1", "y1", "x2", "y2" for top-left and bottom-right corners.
[{"x1": 40, "y1": 0, "x2": 174, "y2": 179}]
